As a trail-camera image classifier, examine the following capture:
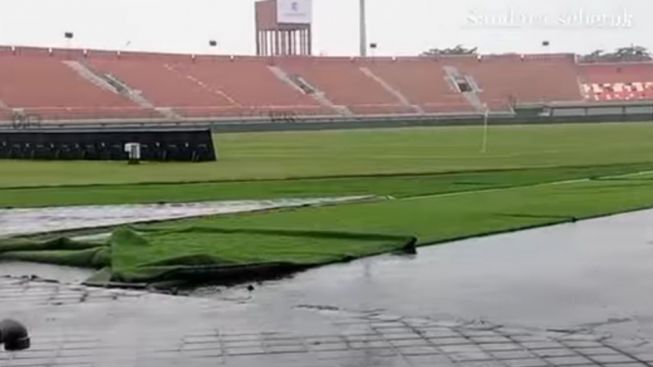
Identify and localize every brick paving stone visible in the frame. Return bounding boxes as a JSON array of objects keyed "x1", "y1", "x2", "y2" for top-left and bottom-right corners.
[
  {"x1": 510, "y1": 335, "x2": 551, "y2": 342},
  {"x1": 388, "y1": 338, "x2": 431, "y2": 347},
  {"x1": 264, "y1": 339, "x2": 305, "y2": 348},
  {"x1": 58, "y1": 348, "x2": 97, "y2": 357},
  {"x1": 395, "y1": 345, "x2": 441, "y2": 356},
  {"x1": 532, "y1": 348, "x2": 578, "y2": 358},
  {"x1": 573, "y1": 346, "x2": 621, "y2": 355},
  {"x1": 223, "y1": 340, "x2": 262, "y2": 348},
  {"x1": 3, "y1": 278, "x2": 653, "y2": 367},
  {"x1": 221, "y1": 334, "x2": 263, "y2": 342},
  {"x1": 461, "y1": 330, "x2": 501, "y2": 337},
  {"x1": 376, "y1": 327, "x2": 413, "y2": 334},
  {"x1": 344, "y1": 334, "x2": 384, "y2": 343},
  {"x1": 315, "y1": 350, "x2": 361, "y2": 360},
  {"x1": 226, "y1": 346, "x2": 267, "y2": 355},
  {"x1": 404, "y1": 354, "x2": 456, "y2": 366},
  {"x1": 371, "y1": 322, "x2": 405, "y2": 329},
  {"x1": 337, "y1": 356, "x2": 409, "y2": 367},
  {"x1": 420, "y1": 329, "x2": 463, "y2": 339},
  {"x1": 481, "y1": 343, "x2": 527, "y2": 352},
  {"x1": 316, "y1": 349, "x2": 397, "y2": 360},
  {"x1": 181, "y1": 341, "x2": 221, "y2": 351},
  {"x1": 522, "y1": 341, "x2": 567, "y2": 350},
  {"x1": 348, "y1": 340, "x2": 392, "y2": 349},
  {"x1": 305, "y1": 336, "x2": 345, "y2": 344},
  {"x1": 498, "y1": 328, "x2": 533, "y2": 336},
  {"x1": 562, "y1": 341, "x2": 604, "y2": 348},
  {"x1": 429, "y1": 337, "x2": 471, "y2": 346},
  {"x1": 473, "y1": 336, "x2": 514, "y2": 344},
  {"x1": 460, "y1": 361, "x2": 509, "y2": 367},
  {"x1": 490, "y1": 349, "x2": 537, "y2": 360},
  {"x1": 544, "y1": 355, "x2": 594, "y2": 366},
  {"x1": 183, "y1": 335, "x2": 220, "y2": 344},
  {"x1": 265, "y1": 344, "x2": 308, "y2": 354},
  {"x1": 181, "y1": 349, "x2": 223, "y2": 358},
  {"x1": 439, "y1": 344, "x2": 485, "y2": 354},
  {"x1": 2, "y1": 359, "x2": 55, "y2": 367},
  {"x1": 503, "y1": 358, "x2": 550, "y2": 367},
  {"x1": 586, "y1": 354, "x2": 638, "y2": 364},
  {"x1": 630, "y1": 353, "x2": 653, "y2": 362},
  {"x1": 309, "y1": 342, "x2": 350, "y2": 352},
  {"x1": 226, "y1": 355, "x2": 324, "y2": 367},
  {"x1": 382, "y1": 332, "x2": 424, "y2": 341},
  {"x1": 447, "y1": 351, "x2": 493, "y2": 362}
]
